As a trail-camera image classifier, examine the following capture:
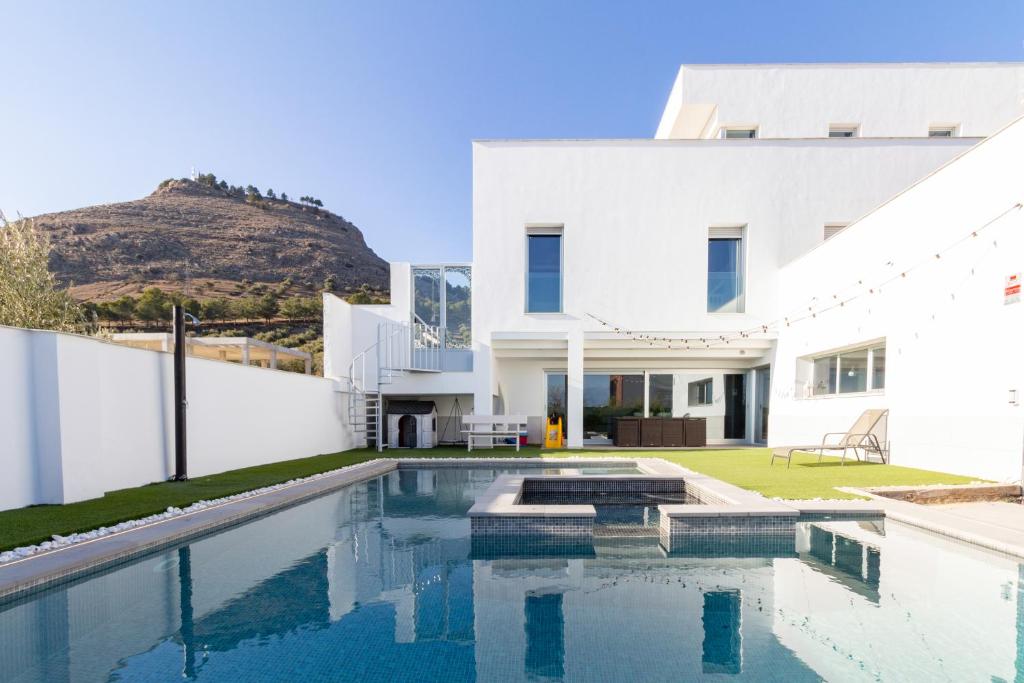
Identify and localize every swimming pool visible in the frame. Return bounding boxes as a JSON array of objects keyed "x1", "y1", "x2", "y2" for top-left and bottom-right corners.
[{"x1": 1, "y1": 465, "x2": 1021, "y2": 681}]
